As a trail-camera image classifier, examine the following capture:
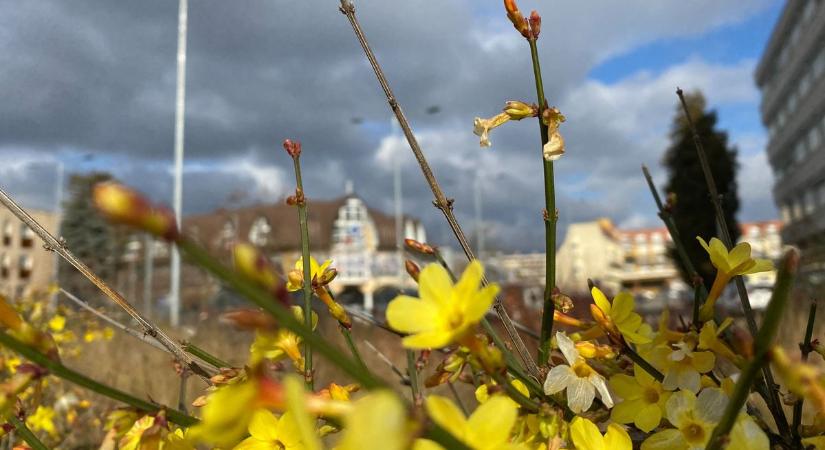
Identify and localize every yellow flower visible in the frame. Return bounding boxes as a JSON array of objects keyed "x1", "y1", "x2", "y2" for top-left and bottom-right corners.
[
  {"x1": 569, "y1": 417, "x2": 631, "y2": 450},
  {"x1": 641, "y1": 388, "x2": 768, "y2": 450},
  {"x1": 697, "y1": 319, "x2": 743, "y2": 368},
  {"x1": 386, "y1": 261, "x2": 498, "y2": 349},
  {"x1": 543, "y1": 332, "x2": 613, "y2": 413},
  {"x1": 475, "y1": 379, "x2": 530, "y2": 408},
  {"x1": 287, "y1": 257, "x2": 333, "y2": 292},
  {"x1": 609, "y1": 365, "x2": 671, "y2": 432},
  {"x1": 234, "y1": 410, "x2": 304, "y2": 450},
  {"x1": 190, "y1": 381, "x2": 260, "y2": 448},
  {"x1": 26, "y1": 405, "x2": 57, "y2": 436},
  {"x1": 591, "y1": 287, "x2": 652, "y2": 345},
  {"x1": 473, "y1": 113, "x2": 511, "y2": 147},
  {"x1": 416, "y1": 395, "x2": 524, "y2": 450},
  {"x1": 697, "y1": 237, "x2": 773, "y2": 321},
  {"x1": 803, "y1": 436, "x2": 825, "y2": 449},
  {"x1": 249, "y1": 306, "x2": 317, "y2": 369},
  {"x1": 650, "y1": 338, "x2": 715, "y2": 393},
  {"x1": 337, "y1": 391, "x2": 410, "y2": 450},
  {"x1": 48, "y1": 315, "x2": 66, "y2": 332}
]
